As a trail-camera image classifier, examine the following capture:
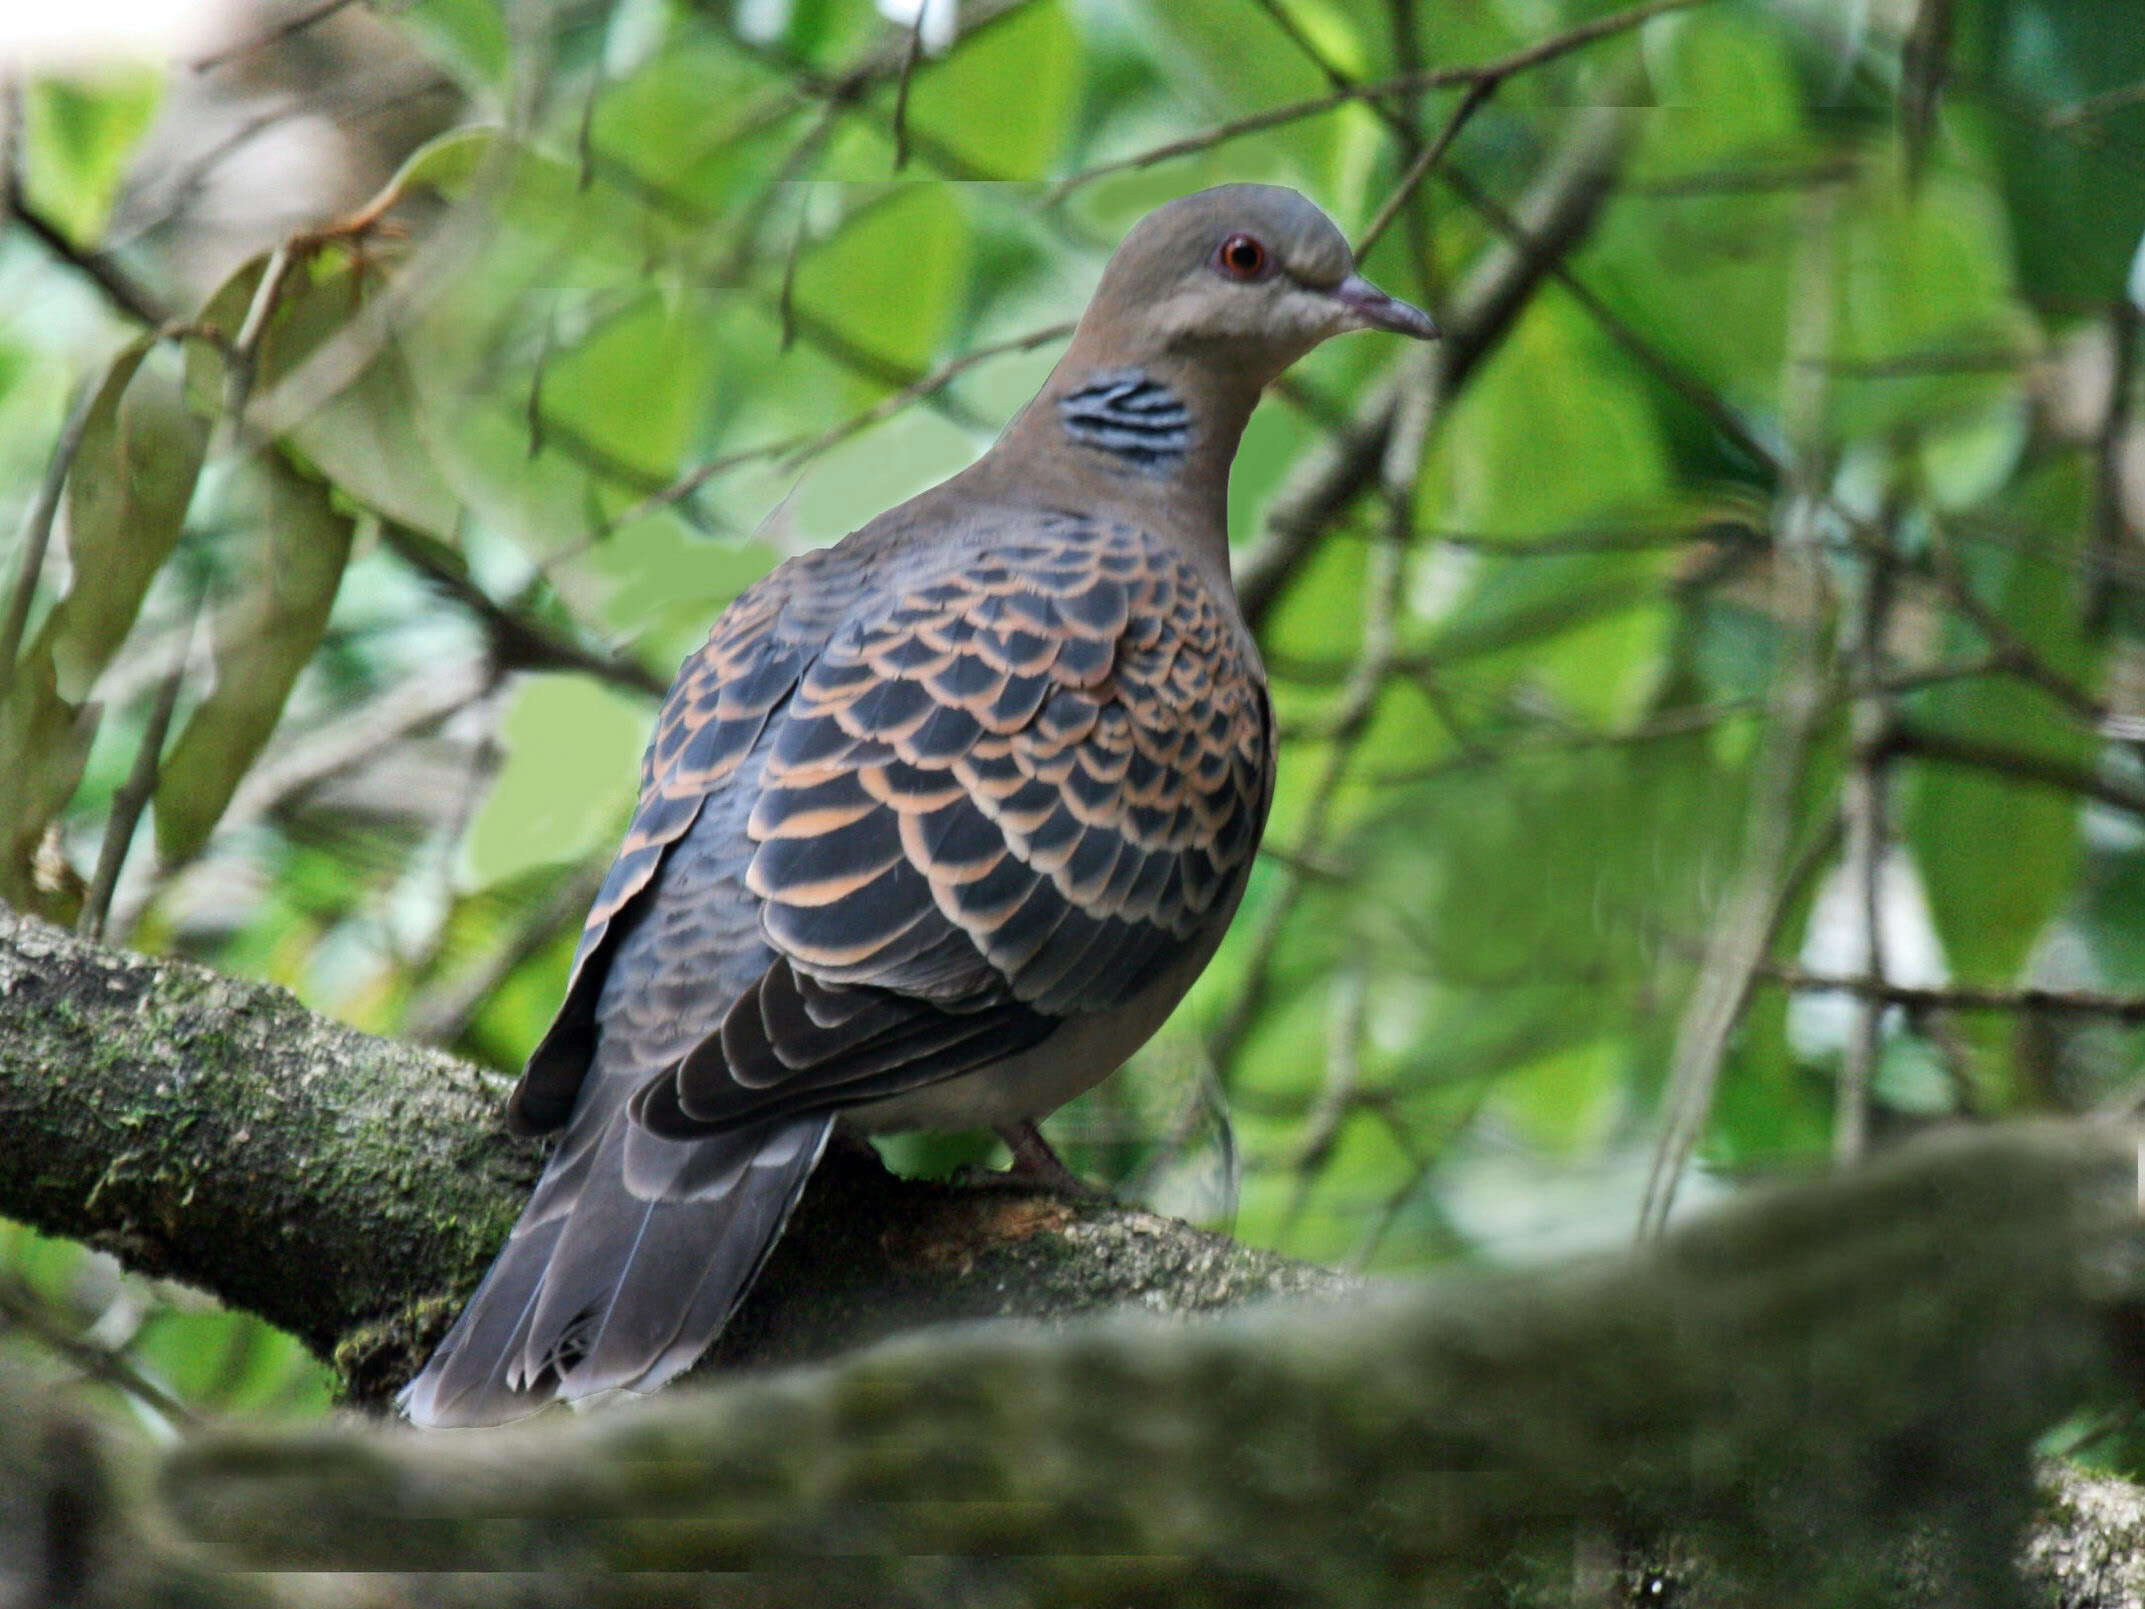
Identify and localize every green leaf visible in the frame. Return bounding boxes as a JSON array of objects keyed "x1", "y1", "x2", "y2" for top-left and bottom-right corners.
[
  {"x1": 1827, "y1": 159, "x2": 2031, "y2": 444},
  {"x1": 466, "y1": 674, "x2": 649, "y2": 884},
  {"x1": 900, "y1": 0, "x2": 1082, "y2": 180},
  {"x1": 1416, "y1": 301, "x2": 1676, "y2": 725},
  {"x1": 1964, "y1": 0, "x2": 2145, "y2": 308},
  {"x1": 0, "y1": 338, "x2": 204, "y2": 905},
  {"x1": 153, "y1": 455, "x2": 356, "y2": 865},
  {"x1": 1903, "y1": 477, "x2": 2097, "y2": 985},
  {"x1": 252, "y1": 263, "x2": 463, "y2": 538},
  {"x1": 190, "y1": 253, "x2": 463, "y2": 539},
  {"x1": 1423, "y1": 299, "x2": 1670, "y2": 537},
  {"x1": 788, "y1": 185, "x2": 971, "y2": 385},
  {"x1": 537, "y1": 291, "x2": 721, "y2": 483},
  {"x1": 23, "y1": 71, "x2": 160, "y2": 244},
  {"x1": 1589, "y1": 6, "x2": 1805, "y2": 412},
  {"x1": 51, "y1": 340, "x2": 206, "y2": 702},
  {"x1": 0, "y1": 648, "x2": 97, "y2": 914}
]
